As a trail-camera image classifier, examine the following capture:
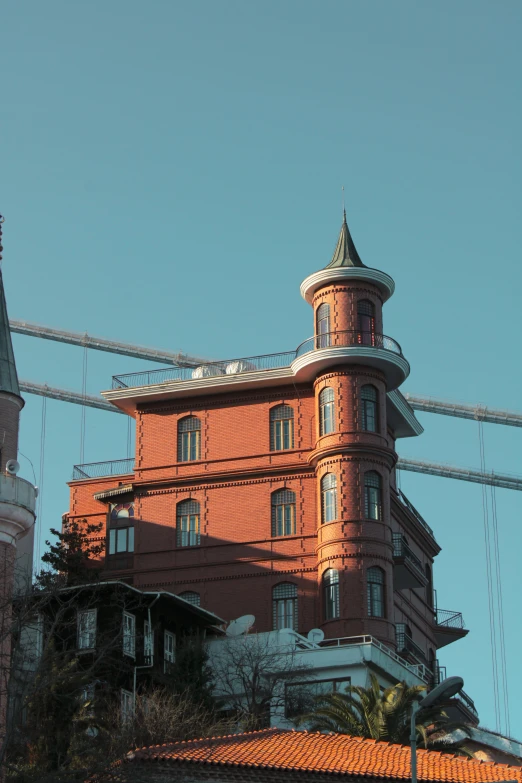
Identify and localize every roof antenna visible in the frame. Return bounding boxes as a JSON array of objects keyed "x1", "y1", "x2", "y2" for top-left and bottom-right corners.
[
  {"x1": 0, "y1": 214, "x2": 4, "y2": 267},
  {"x1": 341, "y1": 186, "x2": 346, "y2": 222}
]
